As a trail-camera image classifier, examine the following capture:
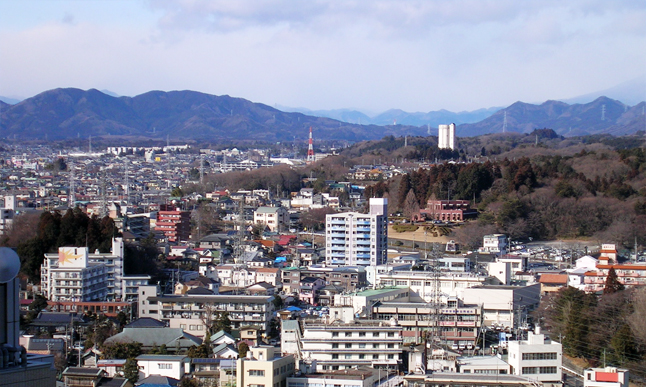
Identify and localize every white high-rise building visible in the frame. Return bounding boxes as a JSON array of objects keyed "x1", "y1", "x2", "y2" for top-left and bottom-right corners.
[
  {"x1": 438, "y1": 123, "x2": 456, "y2": 150},
  {"x1": 325, "y1": 198, "x2": 388, "y2": 266}
]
